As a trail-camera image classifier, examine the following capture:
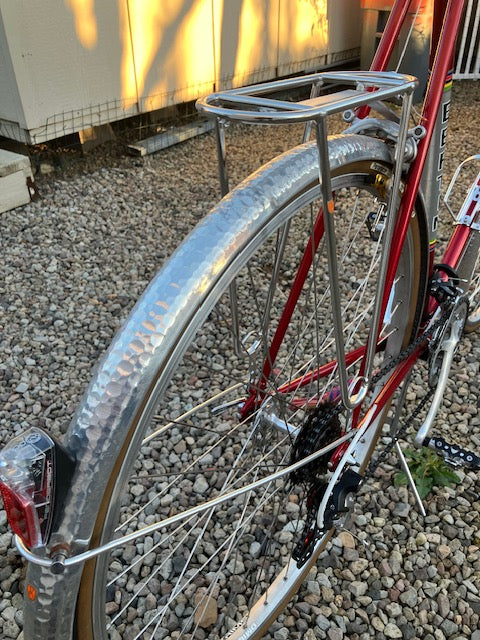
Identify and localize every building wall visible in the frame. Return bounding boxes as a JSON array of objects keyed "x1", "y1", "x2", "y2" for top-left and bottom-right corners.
[{"x1": 0, "y1": 0, "x2": 362, "y2": 143}]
